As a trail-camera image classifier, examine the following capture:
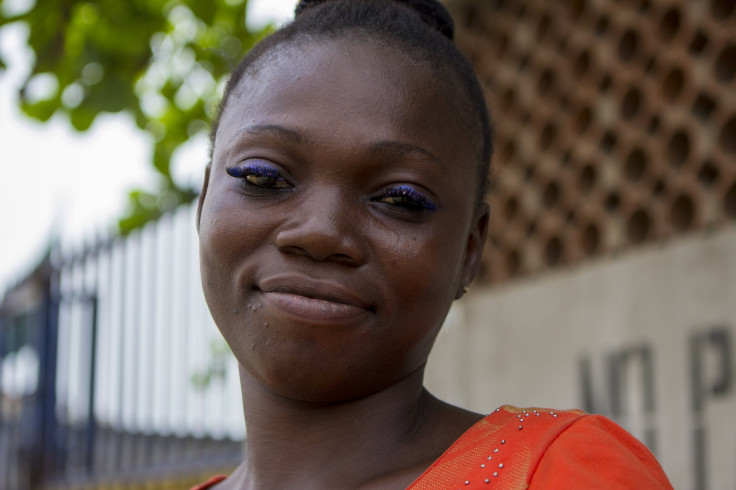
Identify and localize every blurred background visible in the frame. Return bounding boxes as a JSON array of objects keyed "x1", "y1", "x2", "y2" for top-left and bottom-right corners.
[{"x1": 0, "y1": 0, "x2": 734, "y2": 488}]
